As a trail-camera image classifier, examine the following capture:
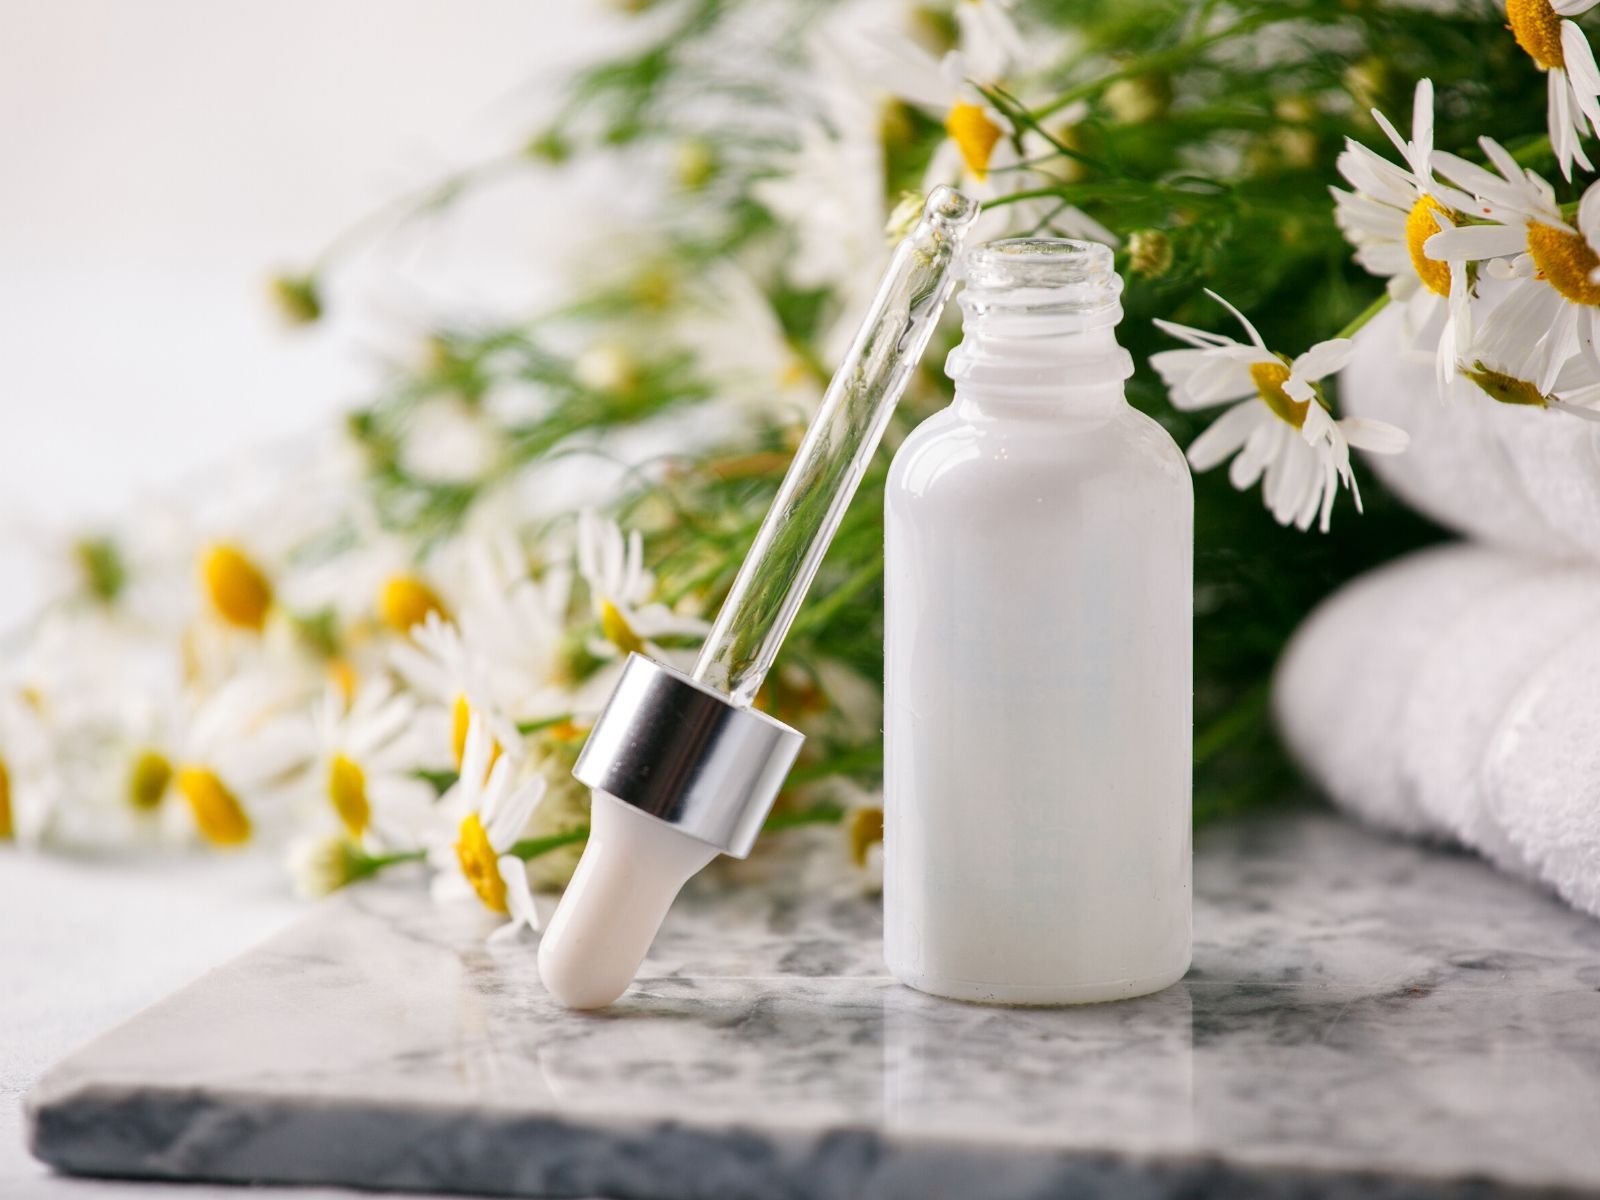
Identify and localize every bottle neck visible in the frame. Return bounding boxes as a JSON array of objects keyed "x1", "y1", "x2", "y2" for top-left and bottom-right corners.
[{"x1": 945, "y1": 311, "x2": 1133, "y2": 421}]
